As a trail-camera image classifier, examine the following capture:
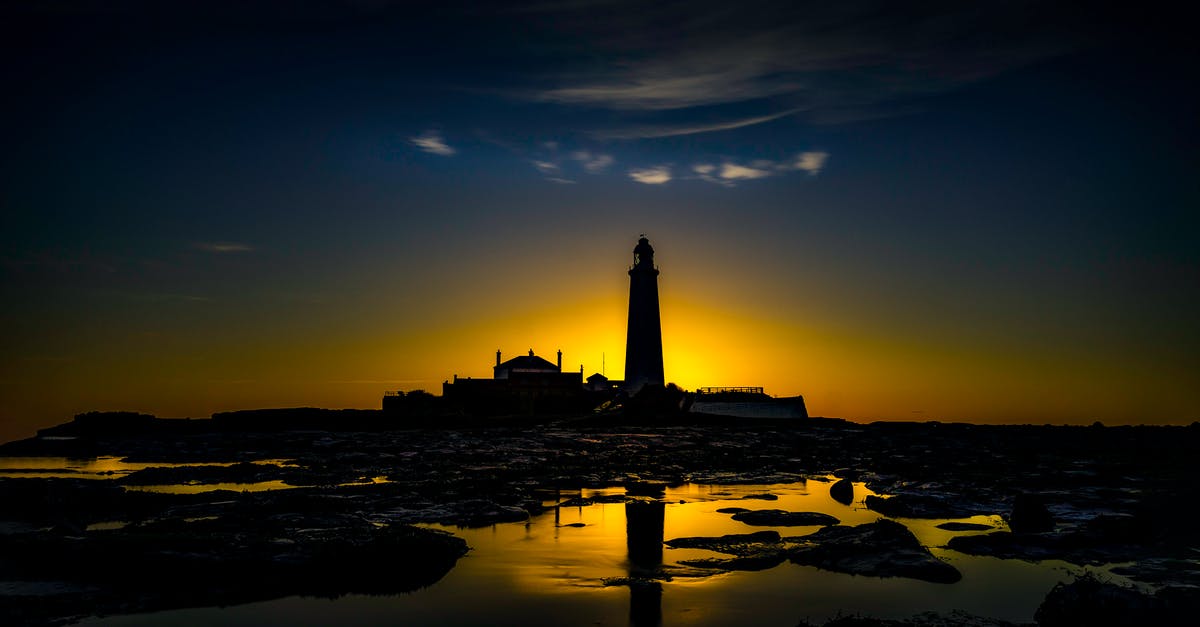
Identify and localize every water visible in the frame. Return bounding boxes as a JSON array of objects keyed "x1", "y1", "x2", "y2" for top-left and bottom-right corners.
[
  {"x1": 0, "y1": 456, "x2": 295, "y2": 480},
  {"x1": 71, "y1": 480, "x2": 1103, "y2": 626}
]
